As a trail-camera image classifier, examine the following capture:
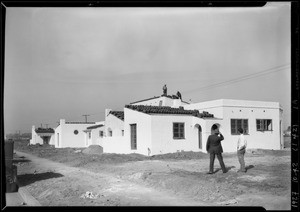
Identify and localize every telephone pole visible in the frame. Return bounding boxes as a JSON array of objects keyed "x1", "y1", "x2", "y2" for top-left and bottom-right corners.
[{"x1": 82, "y1": 114, "x2": 90, "y2": 123}]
